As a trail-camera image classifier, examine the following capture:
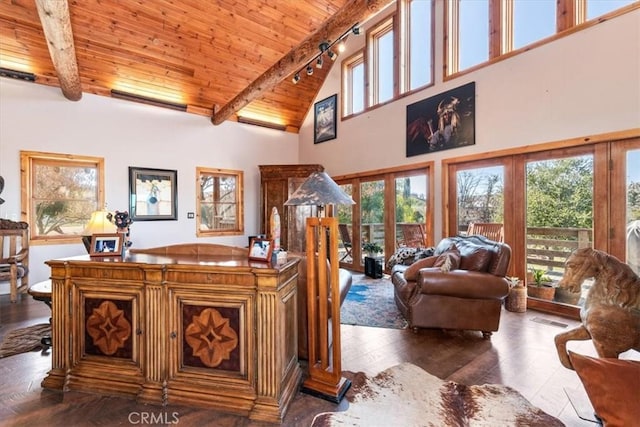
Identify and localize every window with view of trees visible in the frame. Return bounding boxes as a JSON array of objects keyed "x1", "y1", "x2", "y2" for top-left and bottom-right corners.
[
  {"x1": 335, "y1": 163, "x2": 432, "y2": 272},
  {"x1": 20, "y1": 151, "x2": 104, "y2": 244},
  {"x1": 196, "y1": 167, "x2": 243, "y2": 236},
  {"x1": 446, "y1": 136, "x2": 640, "y2": 314}
]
